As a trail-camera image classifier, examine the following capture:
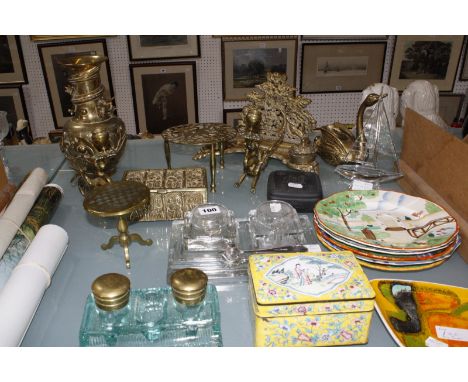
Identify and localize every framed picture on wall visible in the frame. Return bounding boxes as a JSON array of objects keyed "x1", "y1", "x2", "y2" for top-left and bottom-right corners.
[
  {"x1": 223, "y1": 108, "x2": 243, "y2": 129},
  {"x1": 222, "y1": 39, "x2": 297, "y2": 101},
  {"x1": 439, "y1": 94, "x2": 464, "y2": 125},
  {"x1": 389, "y1": 35, "x2": 464, "y2": 91},
  {"x1": 0, "y1": 86, "x2": 29, "y2": 141},
  {"x1": 301, "y1": 36, "x2": 387, "y2": 41},
  {"x1": 38, "y1": 39, "x2": 114, "y2": 129},
  {"x1": 300, "y1": 42, "x2": 386, "y2": 93},
  {"x1": 459, "y1": 39, "x2": 468, "y2": 81},
  {"x1": 128, "y1": 36, "x2": 200, "y2": 60},
  {"x1": 130, "y1": 62, "x2": 198, "y2": 134},
  {"x1": 0, "y1": 36, "x2": 27, "y2": 84}
]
